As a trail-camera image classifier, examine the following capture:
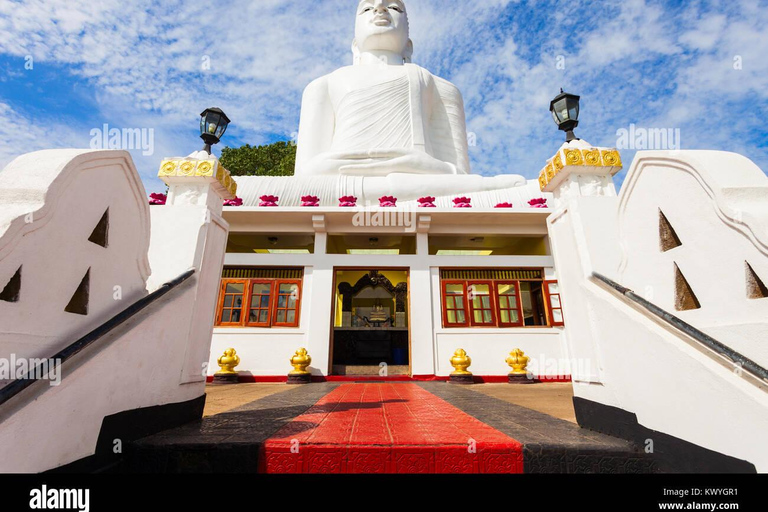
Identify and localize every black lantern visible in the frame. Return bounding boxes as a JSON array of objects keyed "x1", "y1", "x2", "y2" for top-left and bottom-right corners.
[
  {"x1": 199, "y1": 107, "x2": 231, "y2": 154},
  {"x1": 549, "y1": 89, "x2": 580, "y2": 142}
]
